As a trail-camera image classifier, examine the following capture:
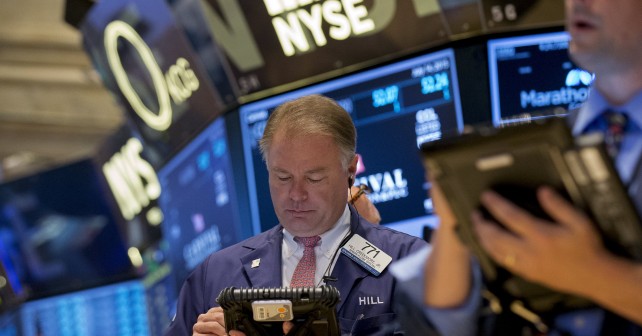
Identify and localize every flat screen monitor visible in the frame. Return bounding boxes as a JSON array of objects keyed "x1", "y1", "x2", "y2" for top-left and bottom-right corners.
[
  {"x1": 157, "y1": 117, "x2": 249, "y2": 293},
  {"x1": 0, "y1": 236, "x2": 26, "y2": 311},
  {"x1": 0, "y1": 159, "x2": 136, "y2": 300},
  {"x1": 0, "y1": 307, "x2": 19, "y2": 336},
  {"x1": 239, "y1": 49, "x2": 464, "y2": 238},
  {"x1": 19, "y1": 280, "x2": 150, "y2": 336},
  {"x1": 488, "y1": 31, "x2": 592, "y2": 126}
]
